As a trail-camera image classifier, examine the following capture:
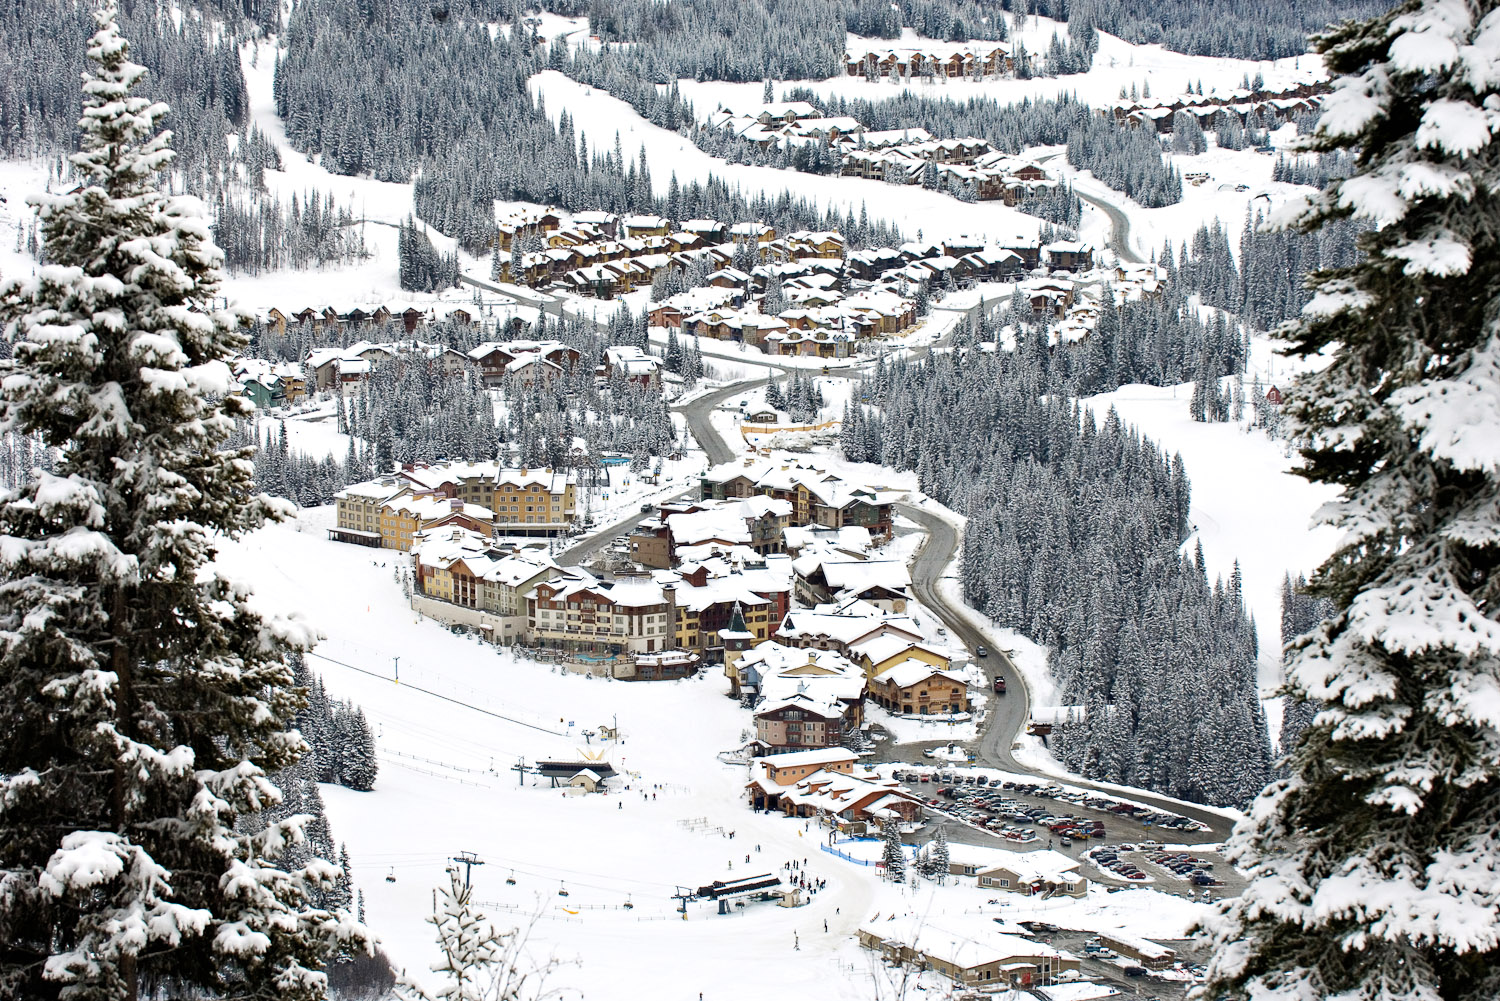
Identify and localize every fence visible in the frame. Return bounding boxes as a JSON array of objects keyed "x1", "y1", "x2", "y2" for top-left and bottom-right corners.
[
  {"x1": 828, "y1": 840, "x2": 876, "y2": 864},
  {"x1": 740, "y1": 419, "x2": 841, "y2": 438},
  {"x1": 379, "y1": 755, "x2": 494, "y2": 789}
]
